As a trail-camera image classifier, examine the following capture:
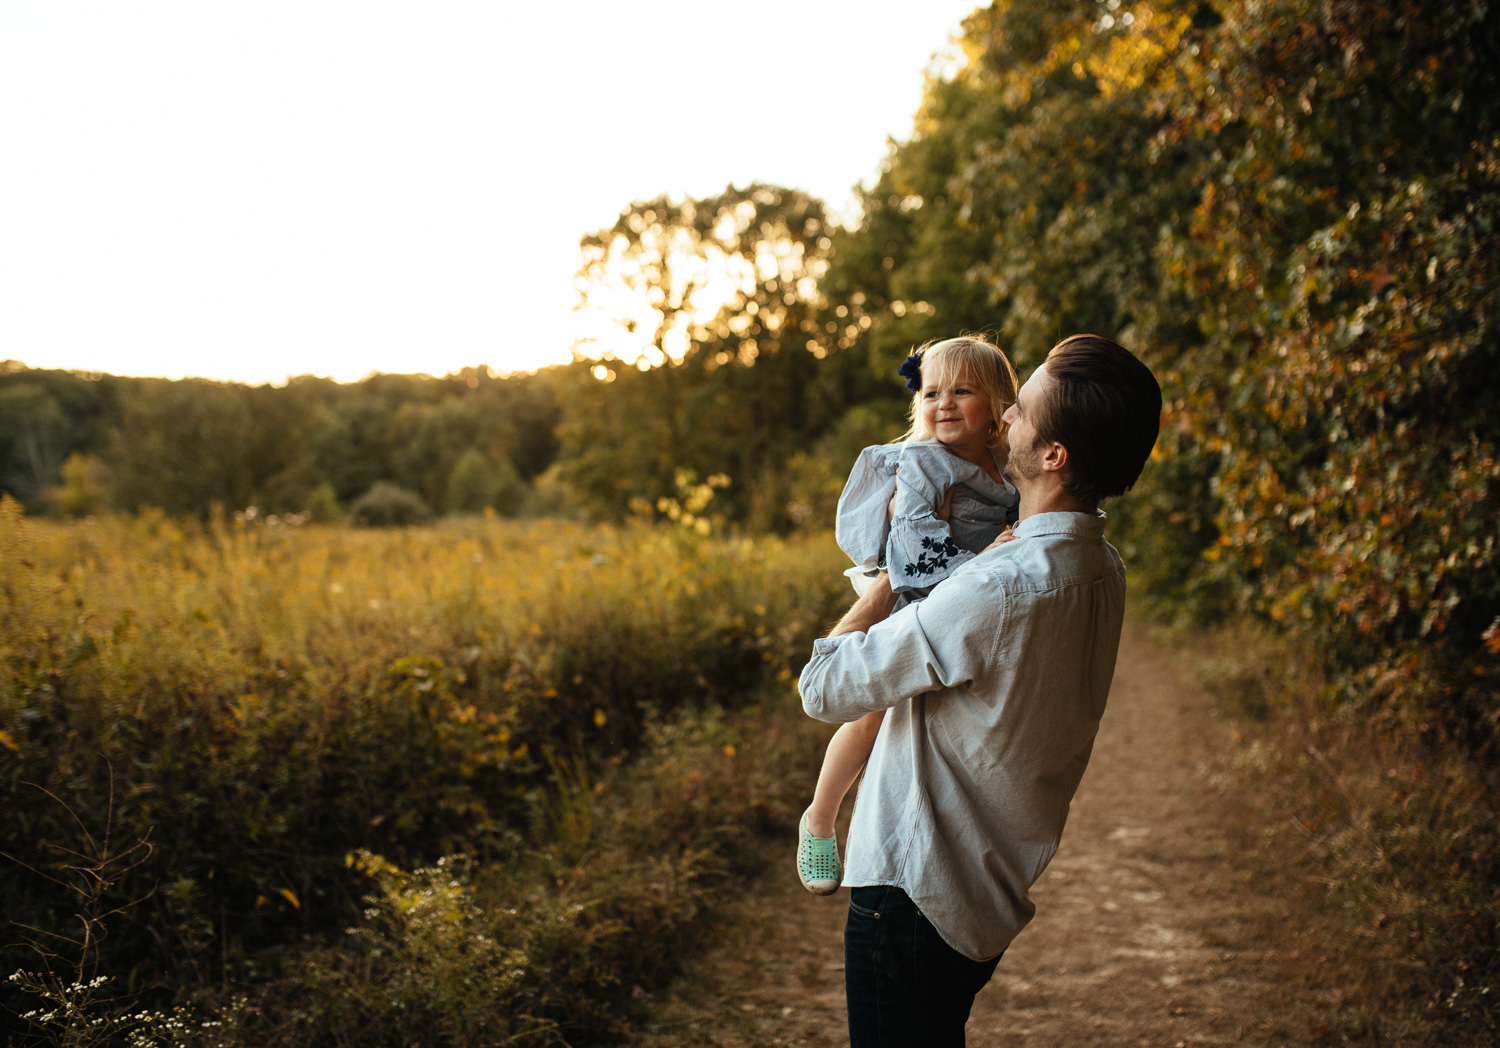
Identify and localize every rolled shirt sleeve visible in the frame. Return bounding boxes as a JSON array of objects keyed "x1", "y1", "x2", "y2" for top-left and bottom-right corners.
[{"x1": 799, "y1": 562, "x2": 1001, "y2": 723}]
